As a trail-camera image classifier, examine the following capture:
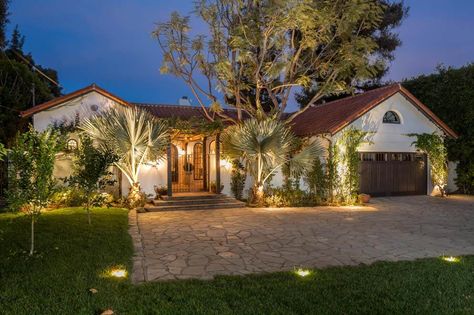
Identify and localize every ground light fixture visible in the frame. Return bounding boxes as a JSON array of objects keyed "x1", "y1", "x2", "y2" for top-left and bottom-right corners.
[
  {"x1": 442, "y1": 256, "x2": 460, "y2": 263},
  {"x1": 110, "y1": 268, "x2": 127, "y2": 278},
  {"x1": 294, "y1": 268, "x2": 312, "y2": 277}
]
